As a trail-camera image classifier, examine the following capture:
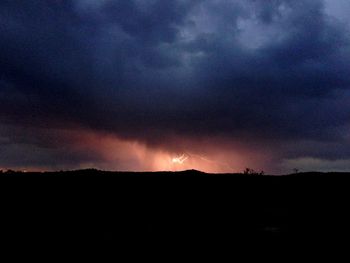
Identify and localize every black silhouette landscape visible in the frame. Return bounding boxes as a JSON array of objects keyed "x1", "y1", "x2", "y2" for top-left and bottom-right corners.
[{"x1": 2, "y1": 169, "x2": 350, "y2": 257}]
